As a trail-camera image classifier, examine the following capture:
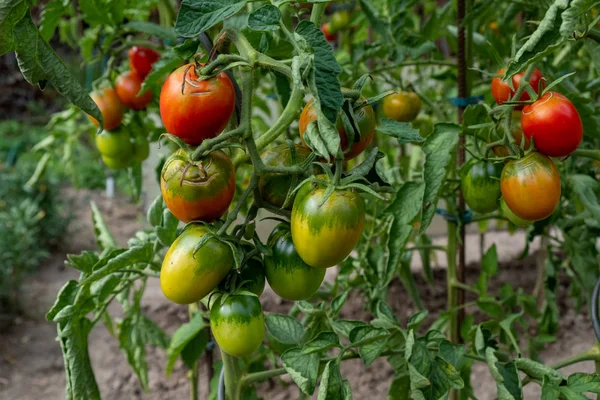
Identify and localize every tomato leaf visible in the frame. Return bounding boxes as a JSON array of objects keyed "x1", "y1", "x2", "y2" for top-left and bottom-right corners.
[
  {"x1": 378, "y1": 118, "x2": 424, "y2": 144},
  {"x1": 541, "y1": 376, "x2": 561, "y2": 400},
  {"x1": 316, "y1": 360, "x2": 351, "y2": 400},
  {"x1": 302, "y1": 332, "x2": 340, "y2": 354},
  {"x1": 46, "y1": 280, "x2": 79, "y2": 321},
  {"x1": 566, "y1": 373, "x2": 600, "y2": 394},
  {"x1": 515, "y1": 358, "x2": 565, "y2": 384},
  {"x1": 175, "y1": 0, "x2": 248, "y2": 37},
  {"x1": 65, "y1": 251, "x2": 100, "y2": 273},
  {"x1": 295, "y1": 20, "x2": 343, "y2": 124},
  {"x1": 39, "y1": 0, "x2": 72, "y2": 41},
  {"x1": 420, "y1": 123, "x2": 460, "y2": 234},
  {"x1": 123, "y1": 20, "x2": 177, "y2": 41},
  {"x1": 90, "y1": 201, "x2": 117, "y2": 251},
  {"x1": 281, "y1": 347, "x2": 320, "y2": 395},
  {"x1": 265, "y1": 313, "x2": 304, "y2": 345},
  {"x1": 248, "y1": 5, "x2": 280, "y2": 31},
  {"x1": 82, "y1": 242, "x2": 154, "y2": 285},
  {"x1": 128, "y1": 163, "x2": 143, "y2": 203},
  {"x1": 147, "y1": 195, "x2": 164, "y2": 227},
  {"x1": 349, "y1": 325, "x2": 389, "y2": 366},
  {"x1": 166, "y1": 312, "x2": 208, "y2": 375}
]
